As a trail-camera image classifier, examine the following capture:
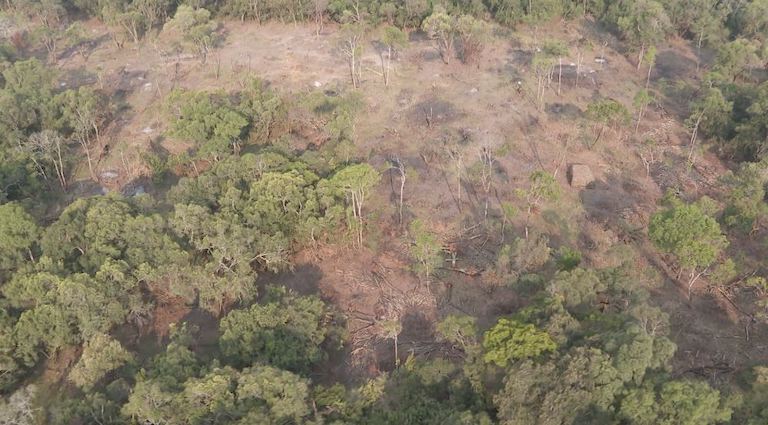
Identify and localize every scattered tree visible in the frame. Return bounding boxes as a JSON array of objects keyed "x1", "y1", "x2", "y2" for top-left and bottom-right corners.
[
  {"x1": 422, "y1": 7, "x2": 456, "y2": 64},
  {"x1": 649, "y1": 197, "x2": 728, "y2": 297}
]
